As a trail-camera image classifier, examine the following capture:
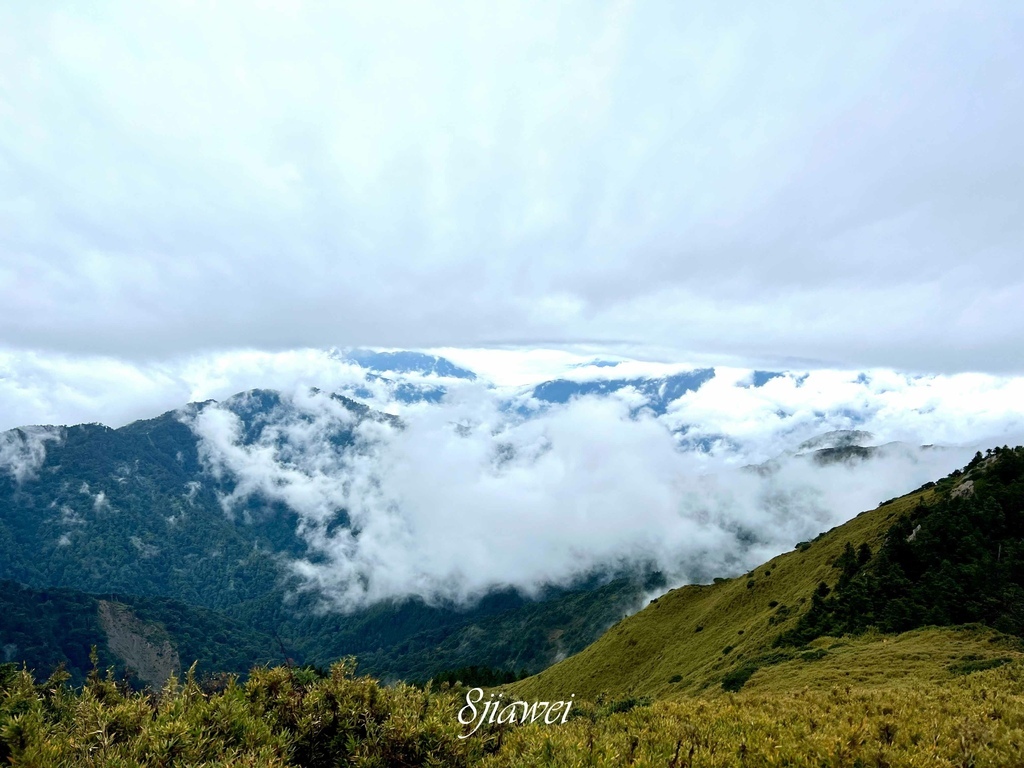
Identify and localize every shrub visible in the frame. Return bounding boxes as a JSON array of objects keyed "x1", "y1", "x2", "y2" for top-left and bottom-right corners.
[
  {"x1": 605, "y1": 696, "x2": 651, "y2": 714},
  {"x1": 721, "y1": 664, "x2": 758, "y2": 692},
  {"x1": 948, "y1": 657, "x2": 1012, "y2": 675}
]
